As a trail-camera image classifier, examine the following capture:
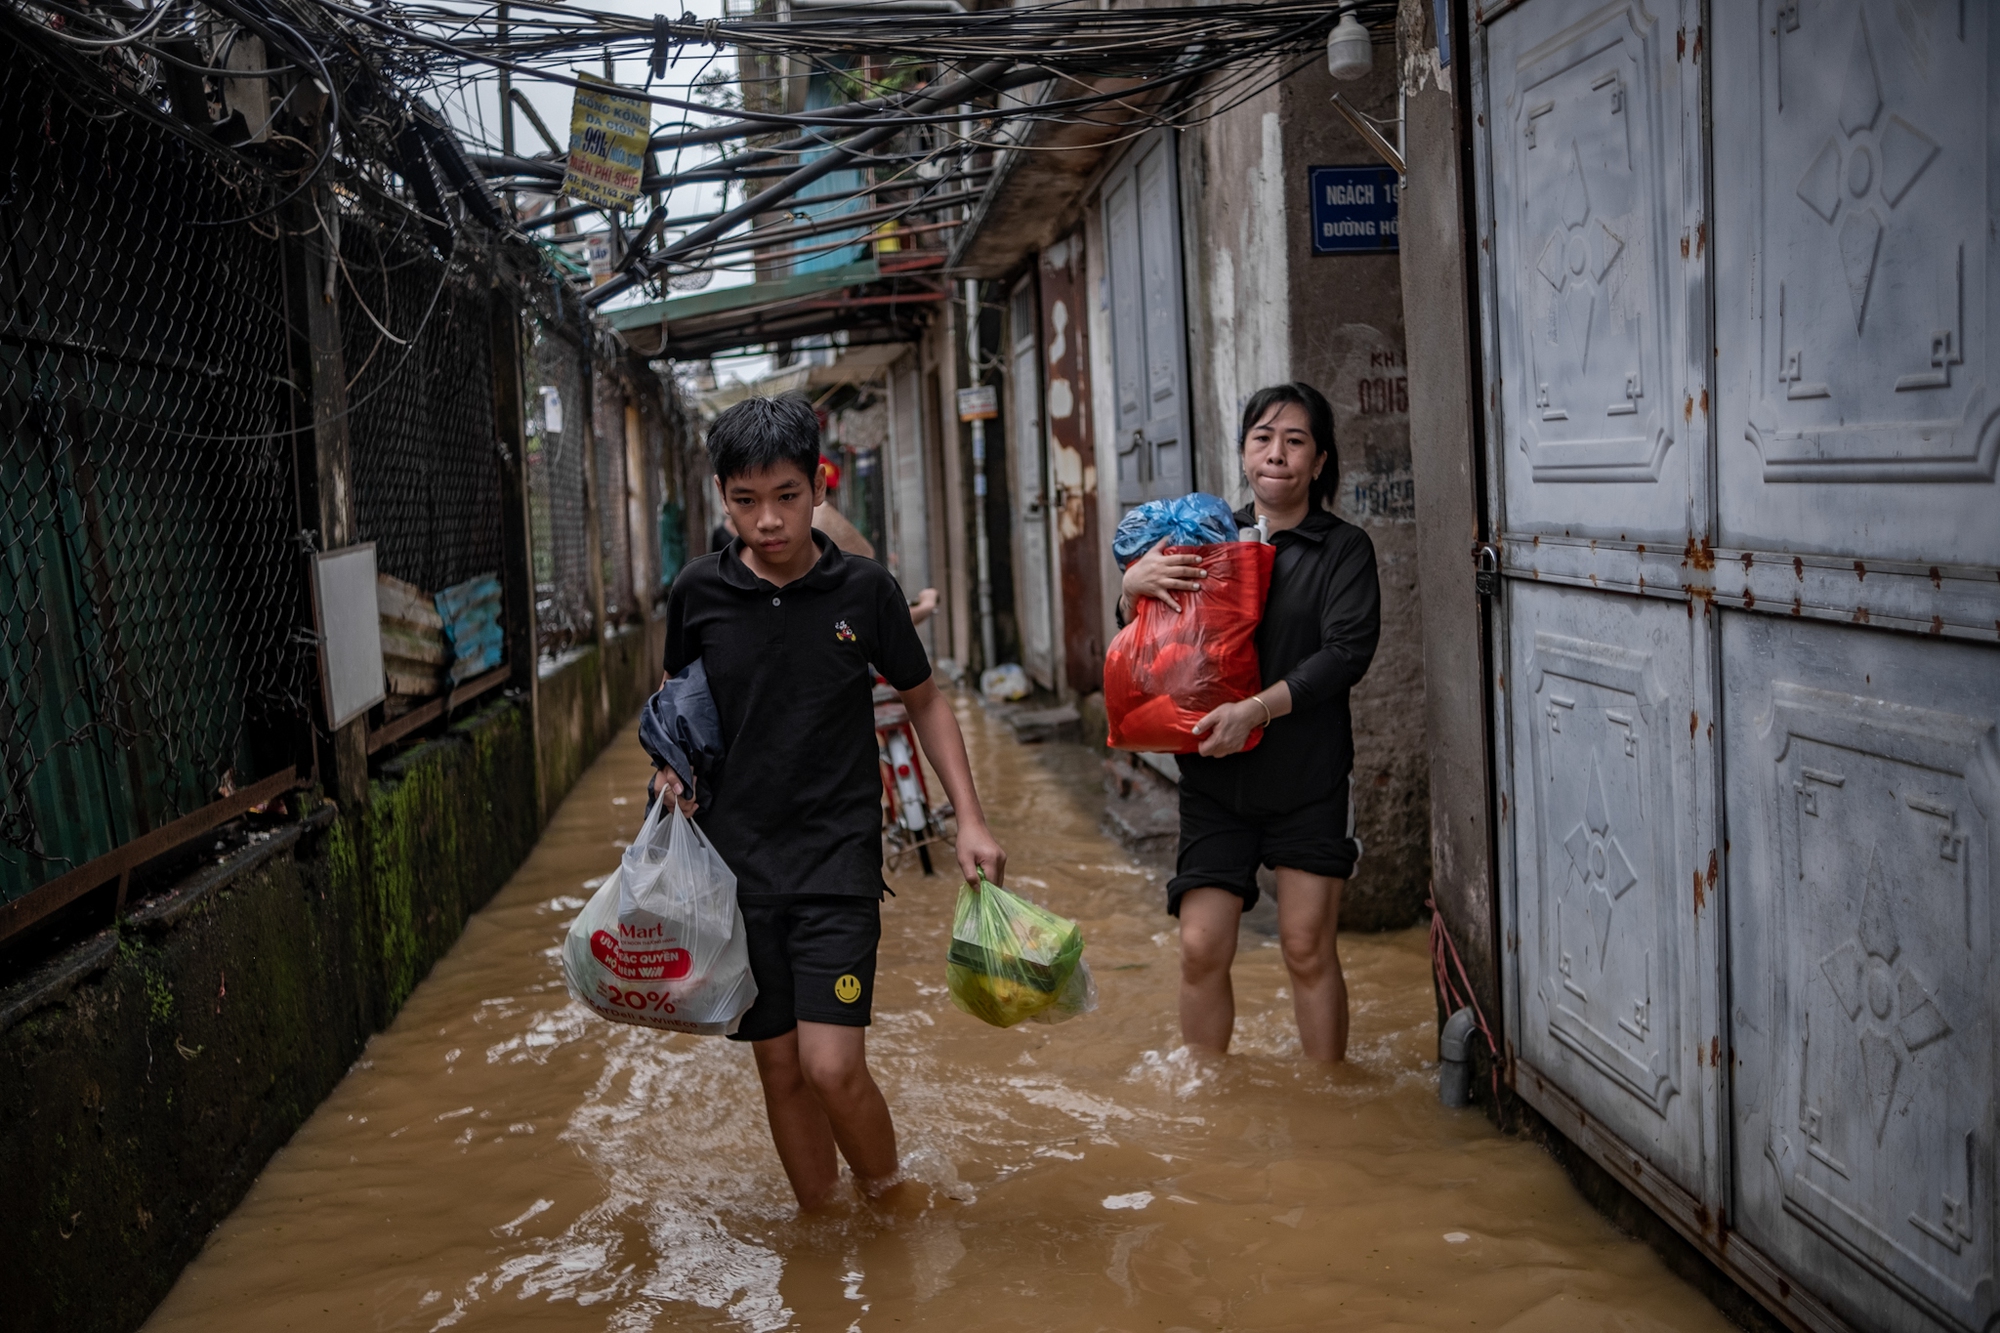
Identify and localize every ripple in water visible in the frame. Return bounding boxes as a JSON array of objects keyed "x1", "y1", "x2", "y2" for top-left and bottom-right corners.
[{"x1": 144, "y1": 705, "x2": 1734, "y2": 1333}]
